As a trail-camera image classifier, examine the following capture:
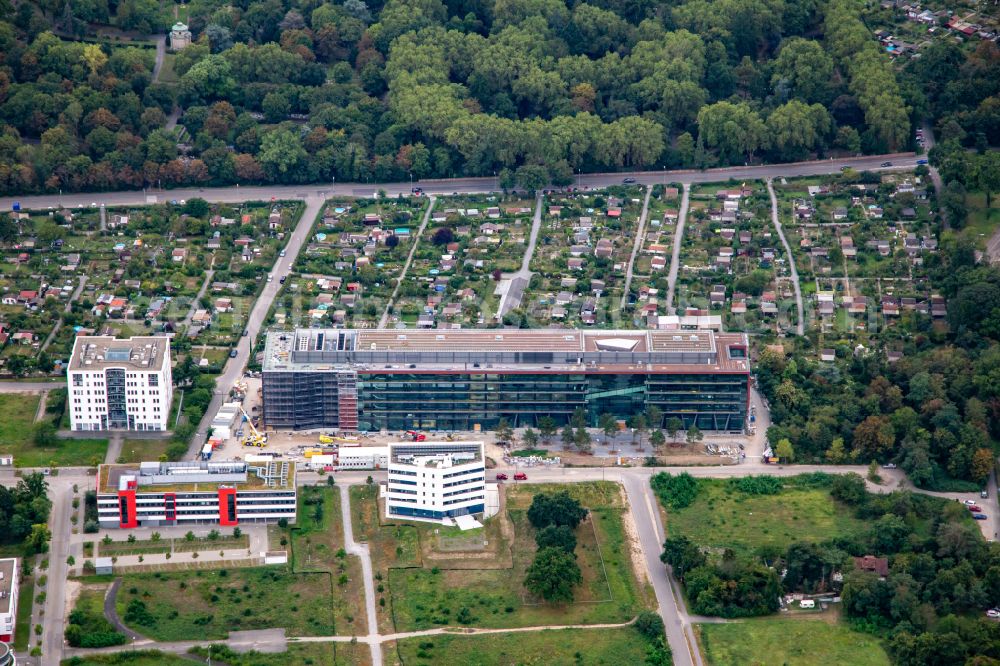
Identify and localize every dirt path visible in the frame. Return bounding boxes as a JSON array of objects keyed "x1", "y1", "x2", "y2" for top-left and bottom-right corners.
[
  {"x1": 620, "y1": 186, "x2": 653, "y2": 310},
  {"x1": 379, "y1": 196, "x2": 436, "y2": 327}
]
